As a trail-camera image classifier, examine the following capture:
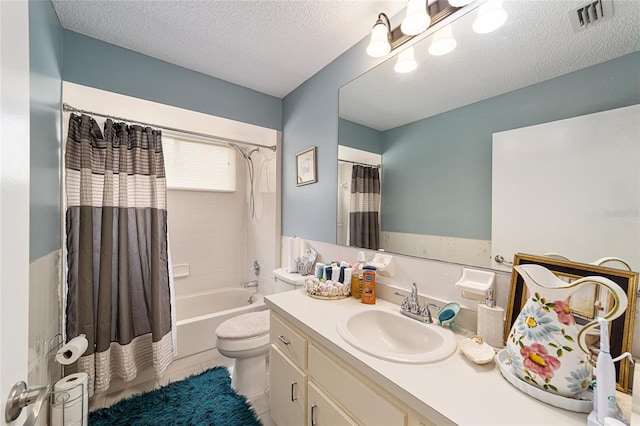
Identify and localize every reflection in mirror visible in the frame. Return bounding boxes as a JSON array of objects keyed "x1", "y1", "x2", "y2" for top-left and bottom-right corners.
[
  {"x1": 337, "y1": 146, "x2": 382, "y2": 249},
  {"x1": 338, "y1": 0, "x2": 640, "y2": 271}
]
